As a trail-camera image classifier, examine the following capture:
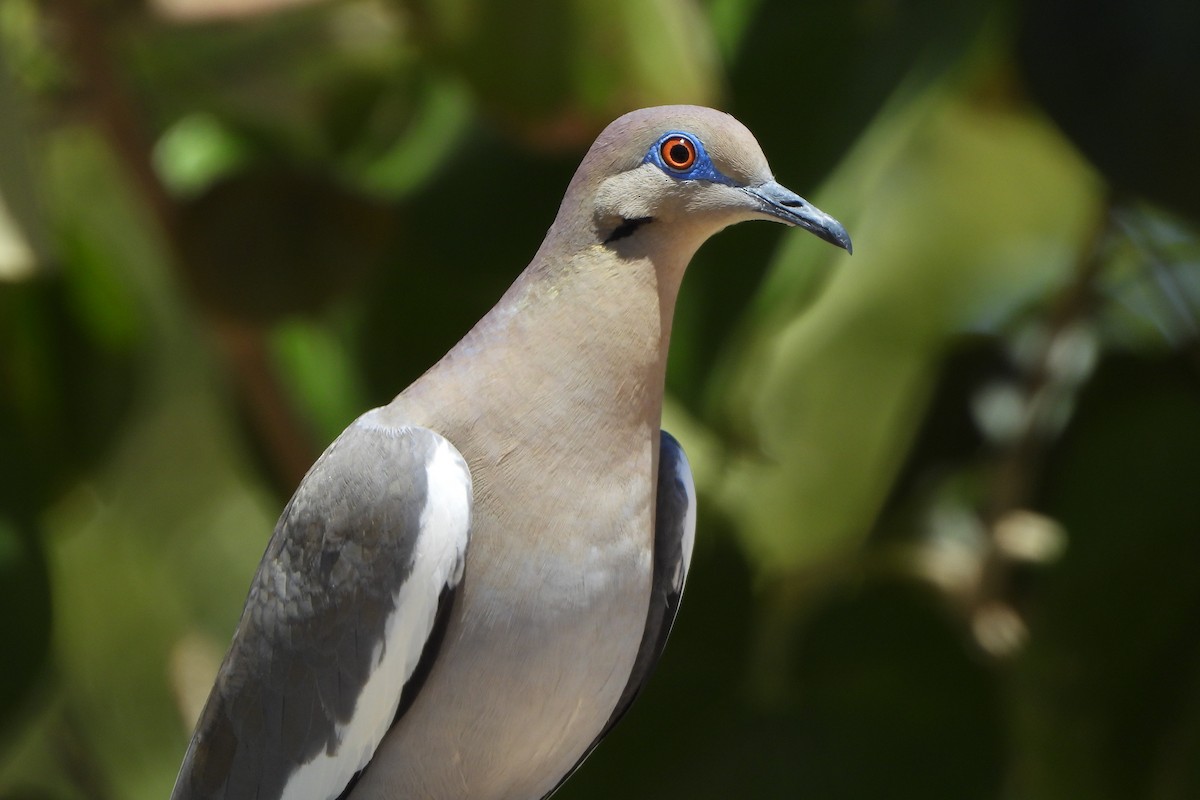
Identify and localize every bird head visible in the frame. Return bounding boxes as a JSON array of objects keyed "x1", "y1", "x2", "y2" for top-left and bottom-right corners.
[{"x1": 572, "y1": 105, "x2": 852, "y2": 255}]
